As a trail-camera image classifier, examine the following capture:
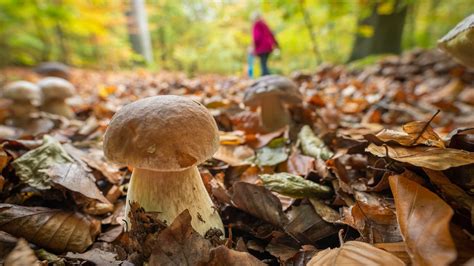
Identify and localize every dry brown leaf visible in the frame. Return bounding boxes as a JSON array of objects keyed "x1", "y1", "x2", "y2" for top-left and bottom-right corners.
[
  {"x1": 80, "y1": 149, "x2": 122, "y2": 184},
  {"x1": 389, "y1": 174, "x2": 457, "y2": 266},
  {"x1": 206, "y1": 246, "x2": 265, "y2": 266},
  {"x1": 0, "y1": 204, "x2": 100, "y2": 253},
  {"x1": 149, "y1": 210, "x2": 212, "y2": 266},
  {"x1": 65, "y1": 249, "x2": 121, "y2": 265},
  {"x1": 48, "y1": 163, "x2": 110, "y2": 204},
  {"x1": 4, "y1": 239, "x2": 40, "y2": 266},
  {"x1": 374, "y1": 242, "x2": 411, "y2": 265},
  {"x1": 402, "y1": 121, "x2": 445, "y2": 148},
  {"x1": 231, "y1": 182, "x2": 288, "y2": 226},
  {"x1": 423, "y1": 168, "x2": 474, "y2": 225},
  {"x1": 213, "y1": 145, "x2": 253, "y2": 166},
  {"x1": 284, "y1": 204, "x2": 336, "y2": 243},
  {"x1": 307, "y1": 241, "x2": 405, "y2": 266},
  {"x1": 286, "y1": 150, "x2": 315, "y2": 176},
  {"x1": 366, "y1": 143, "x2": 474, "y2": 170}
]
